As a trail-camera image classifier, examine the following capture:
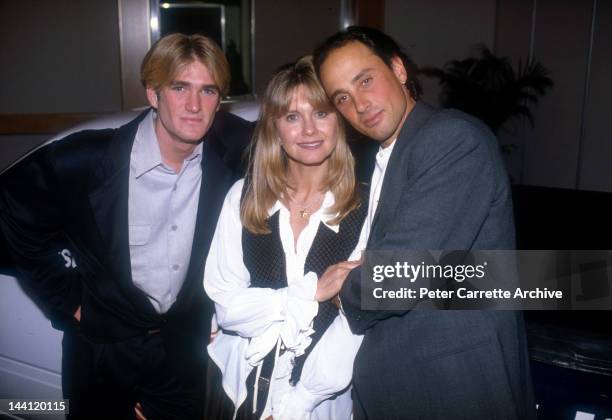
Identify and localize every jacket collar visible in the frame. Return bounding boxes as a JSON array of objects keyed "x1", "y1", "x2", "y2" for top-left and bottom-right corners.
[
  {"x1": 368, "y1": 101, "x2": 435, "y2": 237},
  {"x1": 131, "y1": 111, "x2": 204, "y2": 178},
  {"x1": 90, "y1": 108, "x2": 235, "y2": 318},
  {"x1": 87, "y1": 109, "x2": 154, "y2": 315}
]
